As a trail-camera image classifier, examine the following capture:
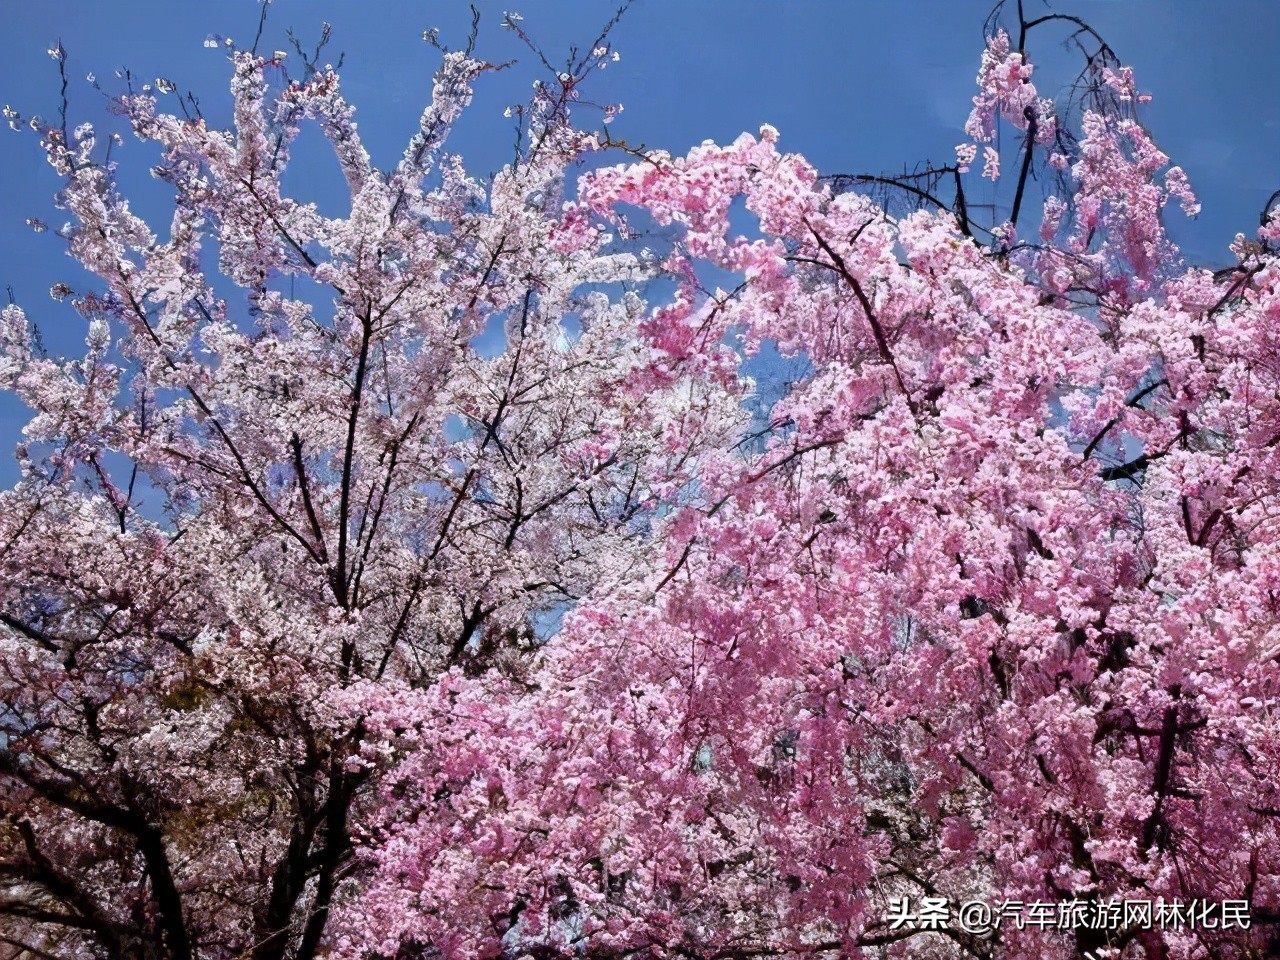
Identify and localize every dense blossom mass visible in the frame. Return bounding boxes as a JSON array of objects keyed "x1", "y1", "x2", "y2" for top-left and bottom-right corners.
[{"x1": 1, "y1": 8, "x2": 1278, "y2": 960}]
